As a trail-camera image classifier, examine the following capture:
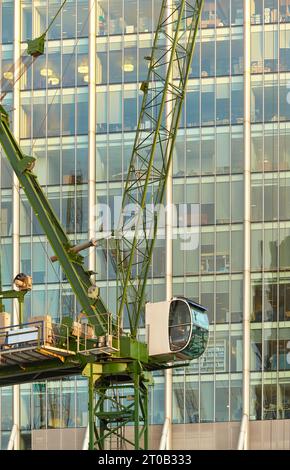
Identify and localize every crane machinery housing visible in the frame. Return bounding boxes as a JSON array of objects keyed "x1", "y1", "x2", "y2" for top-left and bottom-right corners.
[{"x1": 0, "y1": 0, "x2": 208, "y2": 450}]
